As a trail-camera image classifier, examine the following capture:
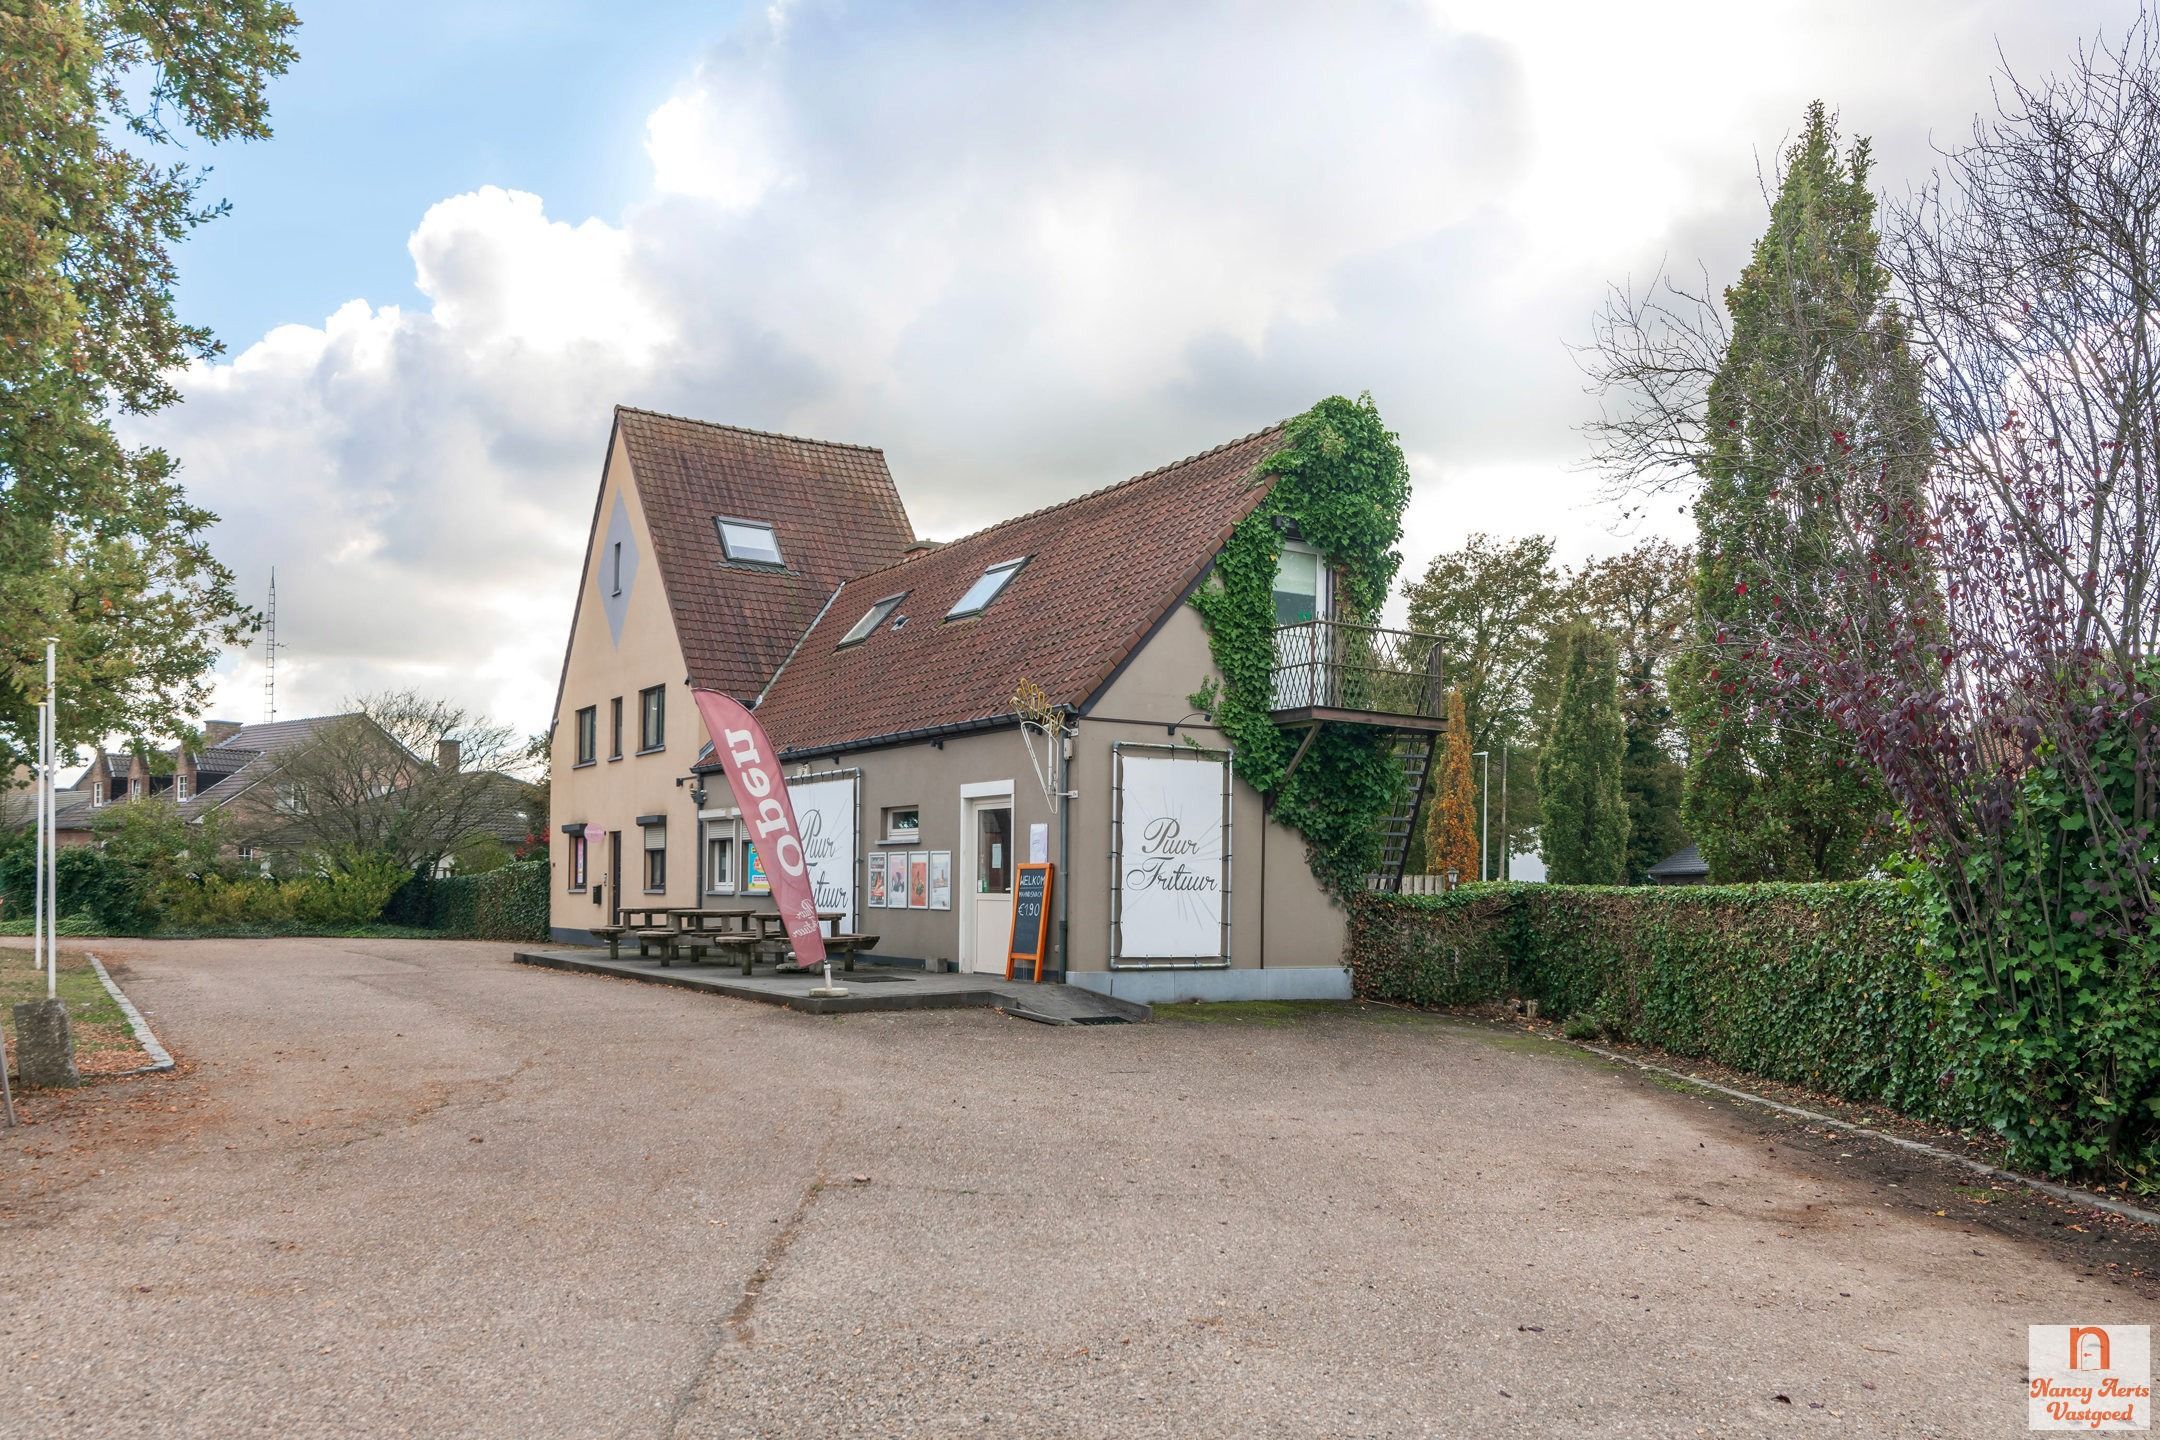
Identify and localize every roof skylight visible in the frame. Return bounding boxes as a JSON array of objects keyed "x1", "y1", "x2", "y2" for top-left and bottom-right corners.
[
  {"x1": 945, "y1": 558, "x2": 1027, "y2": 619},
  {"x1": 715, "y1": 518, "x2": 784, "y2": 566},
  {"x1": 838, "y1": 592, "x2": 908, "y2": 647}
]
